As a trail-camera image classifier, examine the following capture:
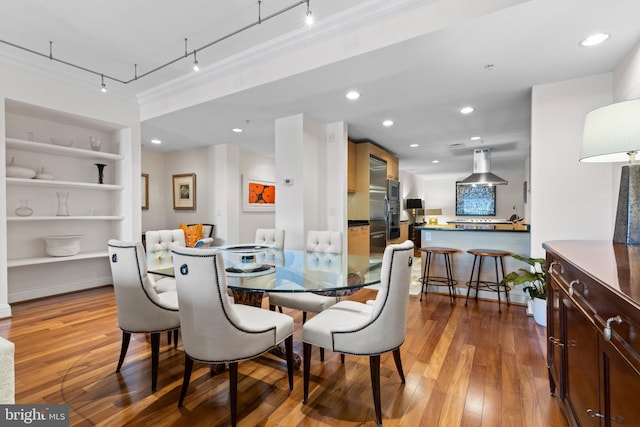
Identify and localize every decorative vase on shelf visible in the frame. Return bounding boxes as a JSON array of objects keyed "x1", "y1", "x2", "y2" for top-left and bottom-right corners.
[
  {"x1": 15, "y1": 199, "x2": 33, "y2": 217},
  {"x1": 94, "y1": 163, "x2": 106, "y2": 184},
  {"x1": 56, "y1": 192, "x2": 70, "y2": 216},
  {"x1": 89, "y1": 136, "x2": 102, "y2": 151}
]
